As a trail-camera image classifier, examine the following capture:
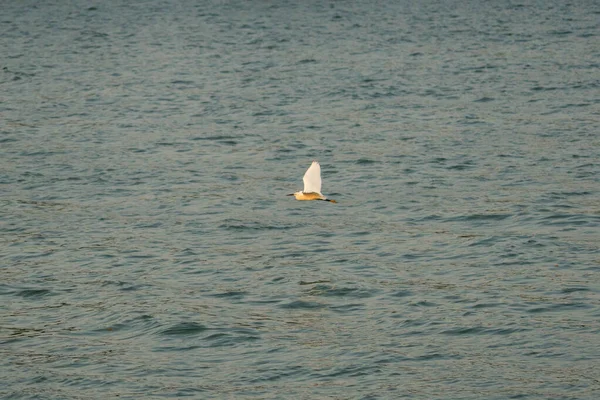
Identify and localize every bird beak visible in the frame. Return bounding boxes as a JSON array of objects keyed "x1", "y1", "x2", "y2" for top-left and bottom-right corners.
[{"x1": 286, "y1": 193, "x2": 294, "y2": 196}]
